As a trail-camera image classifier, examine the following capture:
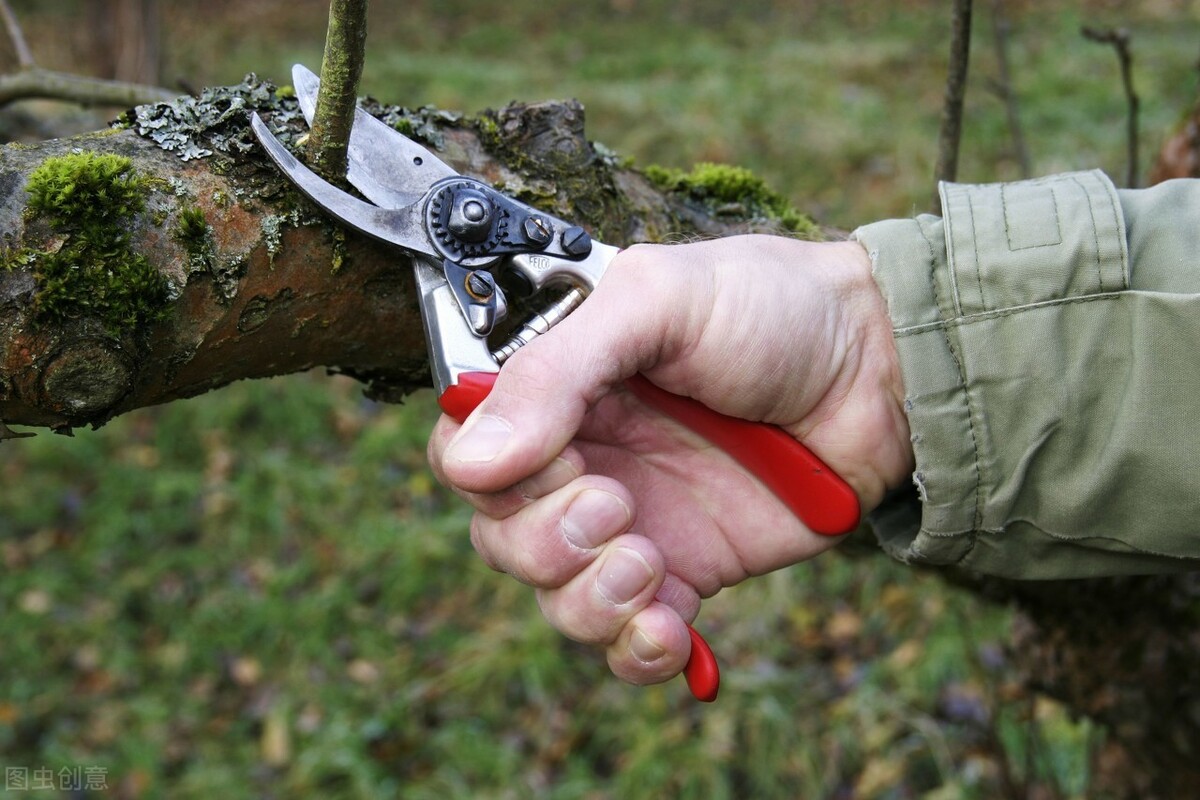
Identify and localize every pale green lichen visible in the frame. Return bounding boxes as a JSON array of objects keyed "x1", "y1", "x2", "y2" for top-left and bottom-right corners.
[
  {"x1": 261, "y1": 213, "x2": 284, "y2": 265},
  {"x1": 644, "y1": 162, "x2": 821, "y2": 239},
  {"x1": 120, "y1": 74, "x2": 303, "y2": 161},
  {"x1": 20, "y1": 151, "x2": 170, "y2": 332}
]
